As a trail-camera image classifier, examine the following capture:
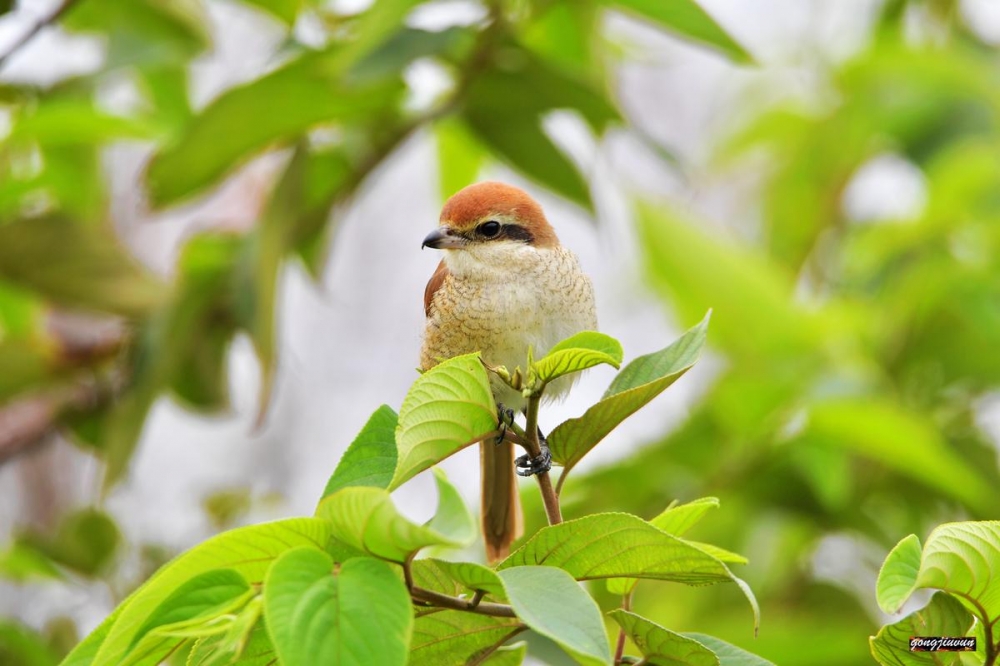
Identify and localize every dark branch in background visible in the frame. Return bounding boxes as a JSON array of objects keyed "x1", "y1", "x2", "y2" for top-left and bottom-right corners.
[{"x1": 0, "y1": 0, "x2": 82, "y2": 71}]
